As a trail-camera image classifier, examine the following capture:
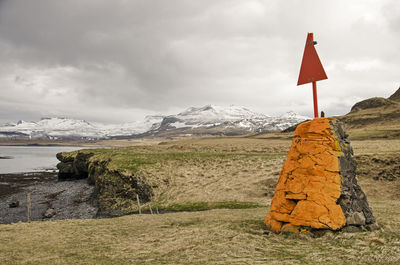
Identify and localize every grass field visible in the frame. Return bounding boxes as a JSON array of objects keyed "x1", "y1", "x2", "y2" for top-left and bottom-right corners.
[{"x1": 1, "y1": 135, "x2": 400, "y2": 264}]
